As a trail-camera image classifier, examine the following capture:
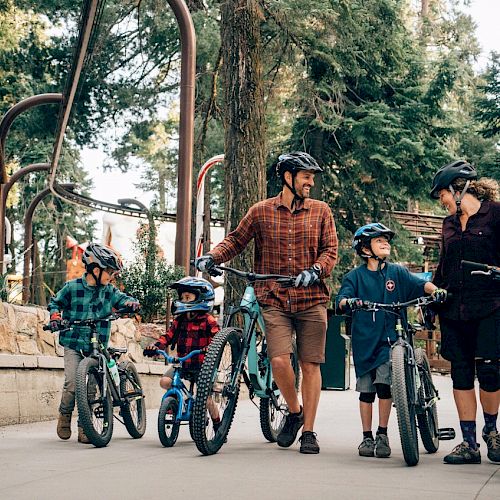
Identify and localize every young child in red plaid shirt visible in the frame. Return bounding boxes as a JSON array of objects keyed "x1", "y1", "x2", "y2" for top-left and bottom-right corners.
[{"x1": 145, "y1": 277, "x2": 219, "y2": 389}]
